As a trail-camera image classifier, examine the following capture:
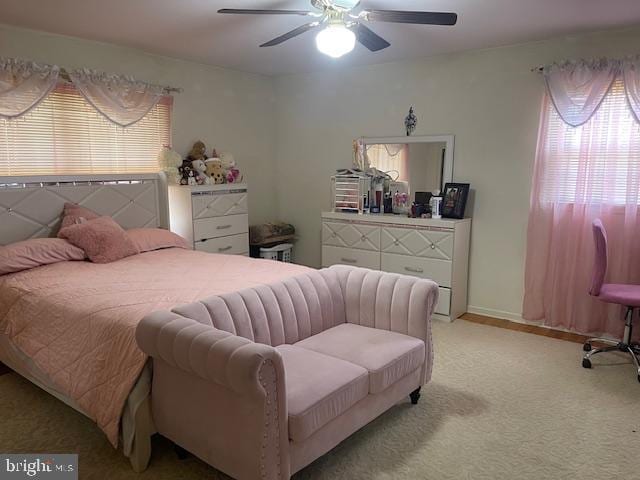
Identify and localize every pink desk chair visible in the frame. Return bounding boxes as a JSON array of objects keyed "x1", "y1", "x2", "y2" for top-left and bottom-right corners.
[{"x1": 584, "y1": 219, "x2": 640, "y2": 382}]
